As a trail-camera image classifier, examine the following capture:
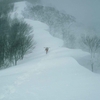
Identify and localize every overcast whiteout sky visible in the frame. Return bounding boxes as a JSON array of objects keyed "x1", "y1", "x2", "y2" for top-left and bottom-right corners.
[{"x1": 42, "y1": 0, "x2": 100, "y2": 32}]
